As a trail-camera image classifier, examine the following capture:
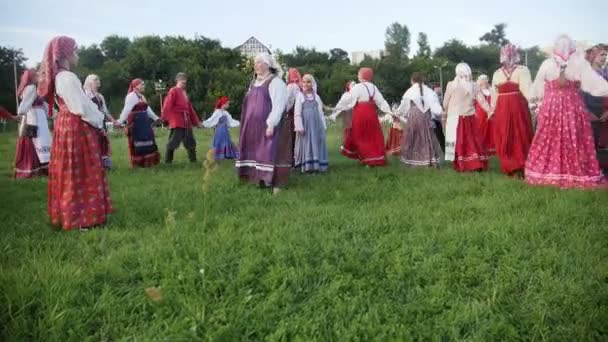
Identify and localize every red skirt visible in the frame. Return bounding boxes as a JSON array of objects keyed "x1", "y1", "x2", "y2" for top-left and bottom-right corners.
[
  {"x1": 341, "y1": 102, "x2": 386, "y2": 166},
  {"x1": 474, "y1": 102, "x2": 495, "y2": 155},
  {"x1": 14, "y1": 136, "x2": 47, "y2": 179},
  {"x1": 48, "y1": 110, "x2": 113, "y2": 230},
  {"x1": 493, "y1": 85, "x2": 533, "y2": 175},
  {"x1": 453, "y1": 116, "x2": 488, "y2": 172},
  {"x1": 385, "y1": 127, "x2": 403, "y2": 156}
]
